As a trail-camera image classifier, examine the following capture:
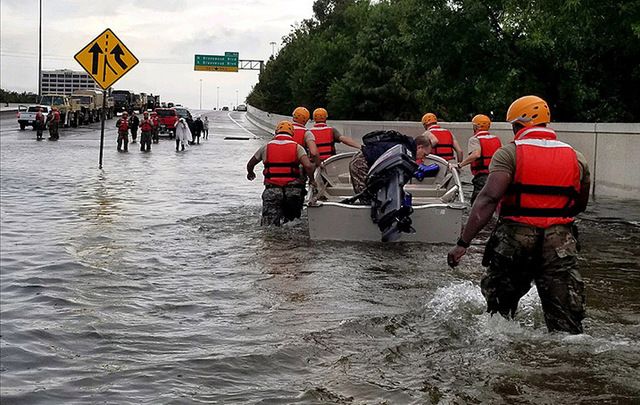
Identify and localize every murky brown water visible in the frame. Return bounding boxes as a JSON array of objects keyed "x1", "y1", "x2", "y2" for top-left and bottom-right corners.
[{"x1": 1, "y1": 111, "x2": 639, "y2": 403}]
